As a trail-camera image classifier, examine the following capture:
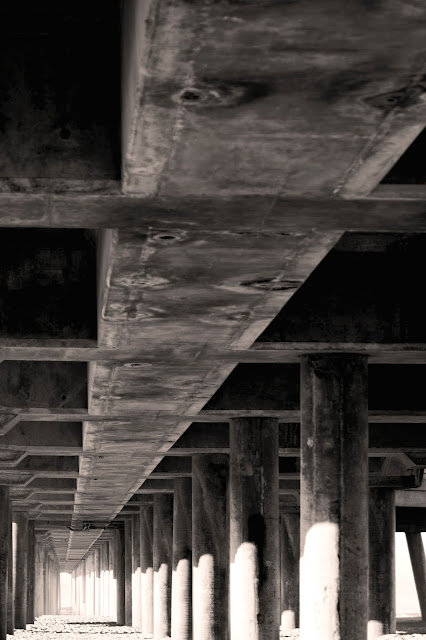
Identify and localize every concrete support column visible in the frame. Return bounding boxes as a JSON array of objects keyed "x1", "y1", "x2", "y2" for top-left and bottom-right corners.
[
  {"x1": 100, "y1": 549, "x2": 105, "y2": 616},
  {"x1": 192, "y1": 454, "x2": 229, "y2": 640},
  {"x1": 42, "y1": 550, "x2": 49, "y2": 616},
  {"x1": 7, "y1": 505, "x2": 14, "y2": 634},
  {"x1": 140, "y1": 504, "x2": 154, "y2": 637},
  {"x1": 81, "y1": 558, "x2": 86, "y2": 616},
  {"x1": 406, "y1": 532, "x2": 426, "y2": 620},
  {"x1": 132, "y1": 514, "x2": 142, "y2": 628},
  {"x1": 280, "y1": 512, "x2": 300, "y2": 632},
  {"x1": 71, "y1": 570, "x2": 76, "y2": 615},
  {"x1": 34, "y1": 540, "x2": 44, "y2": 618},
  {"x1": 153, "y1": 494, "x2": 173, "y2": 640},
  {"x1": 115, "y1": 528, "x2": 125, "y2": 625},
  {"x1": 368, "y1": 489, "x2": 396, "y2": 639},
  {"x1": 86, "y1": 554, "x2": 94, "y2": 617},
  {"x1": 92, "y1": 552, "x2": 97, "y2": 617},
  {"x1": 124, "y1": 519, "x2": 132, "y2": 626},
  {"x1": 109, "y1": 536, "x2": 116, "y2": 621},
  {"x1": 229, "y1": 417, "x2": 279, "y2": 640},
  {"x1": 102, "y1": 543, "x2": 109, "y2": 617},
  {"x1": 95, "y1": 548, "x2": 100, "y2": 617},
  {"x1": 13, "y1": 512, "x2": 28, "y2": 629},
  {"x1": 0, "y1": 488, "x2": 9, "y2": 640},
  {"x1": 300, "y1": 354, "x2": 369, "y2": 640},
  {"x1": 171, "y1": 478, "x2": 192, "y2": 640},
  {"x1": 27, "y1": 520, "x2": 35, "y2": 624}
]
